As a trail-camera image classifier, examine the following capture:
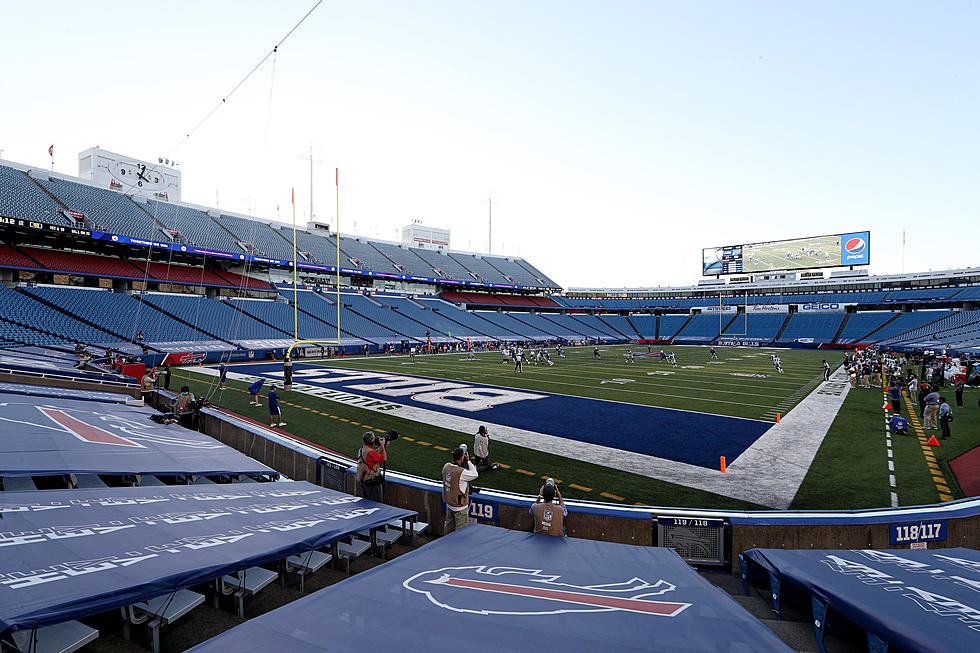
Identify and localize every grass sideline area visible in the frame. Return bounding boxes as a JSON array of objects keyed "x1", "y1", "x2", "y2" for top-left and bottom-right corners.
[
  {"x1": 792, "y1": 380, "x2": 980, "y2": 509},
  {"x1": 176, "y1": 368, "x2": 764, "y2": 510},
  {"x1": 170, "y1": 345, "x2": 974, "y2": 511},
  {"x1": 300, "y1": 344, "x2": 833, "y2": 422}
]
